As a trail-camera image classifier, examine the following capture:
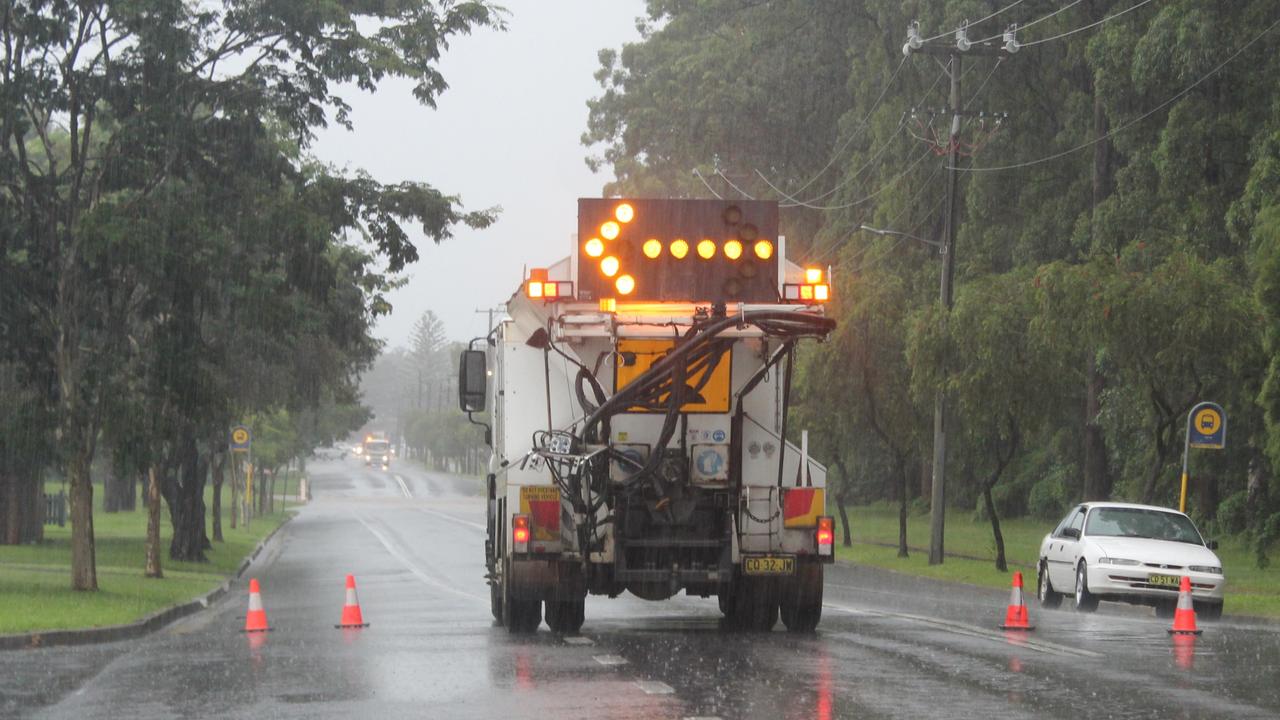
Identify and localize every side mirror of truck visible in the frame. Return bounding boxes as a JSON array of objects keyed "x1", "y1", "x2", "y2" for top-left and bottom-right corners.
[{"x1": 458, "y1": 349, "x2": 487, "y2": 413}]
